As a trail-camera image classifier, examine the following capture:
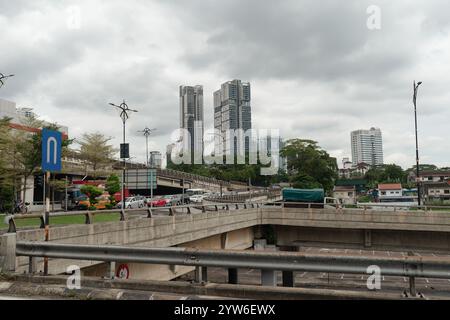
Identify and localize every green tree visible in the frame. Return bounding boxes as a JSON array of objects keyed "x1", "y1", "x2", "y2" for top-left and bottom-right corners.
[
  {"x1": 365, "y1": 164, "x2": 406, "y2": 188},
  {"x1": 80, "y1": 185, "x2": 103, "y2": 205},
  {"x1": 106, "y1": 174, "x2": 120, "y2": 203},
  {"x1": 78, "y1": 132, "x2": 117, "y2": 177},
  {"x1": 280, "y1": 139, "x2": 338, "y2": 192}
]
